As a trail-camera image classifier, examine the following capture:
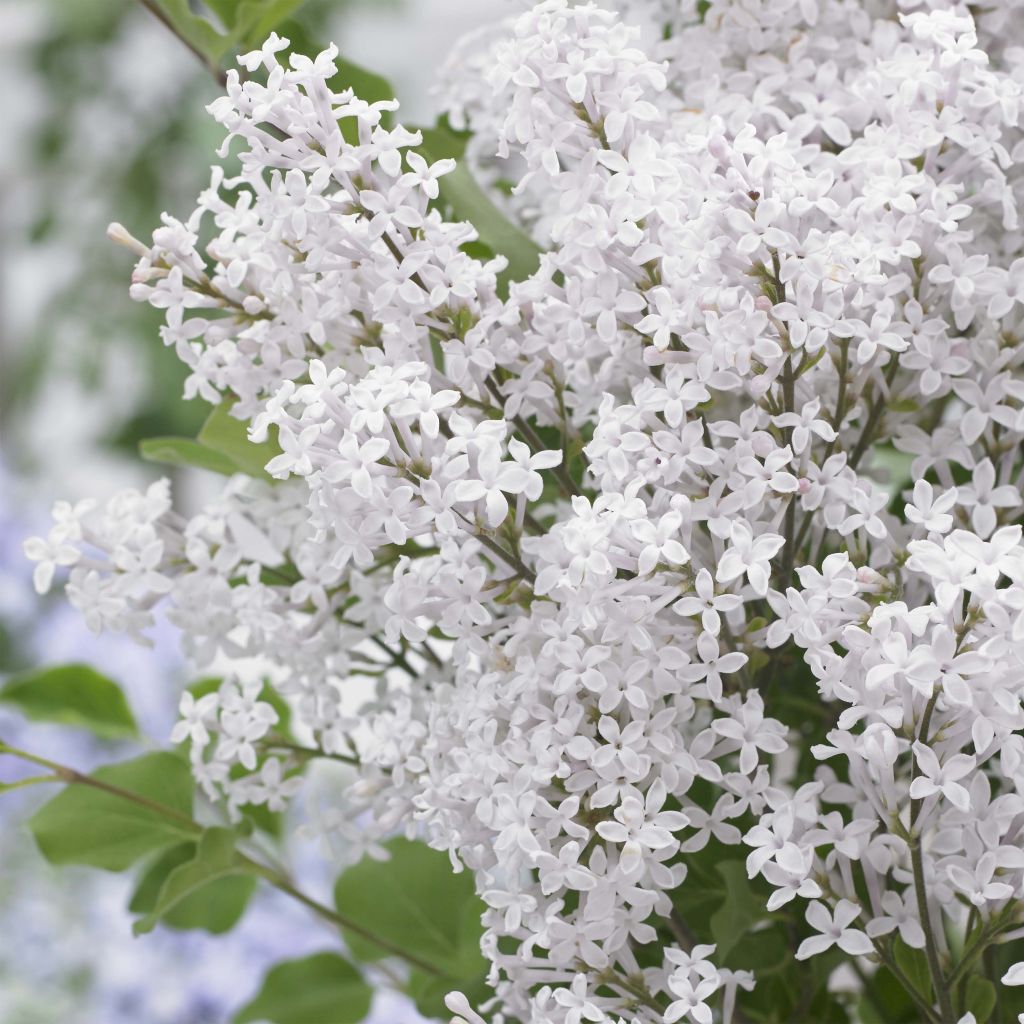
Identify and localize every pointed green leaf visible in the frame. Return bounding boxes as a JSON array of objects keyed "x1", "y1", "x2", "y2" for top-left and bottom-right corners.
[
  {"x1": 29, "y1": 752, "x2": 195, "y2": 871},
  {"x1": 234, "y1": 952, "x2": 372, "y2": 1024},
  {"x1": 130, "y1": 843, "x2": 195, "y2": 914},
  {"x1": 133, "y1": 827, "x2": 257, "y2": 935},
  {"x1": 334, "y1": 837, "x2": 487, "y2": 981},
  {"x1": 0, "y1": 663, "x2": 138, "y2": 739}
]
